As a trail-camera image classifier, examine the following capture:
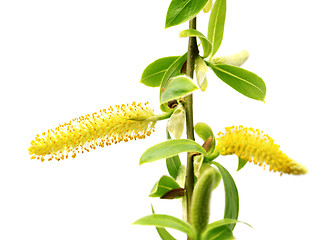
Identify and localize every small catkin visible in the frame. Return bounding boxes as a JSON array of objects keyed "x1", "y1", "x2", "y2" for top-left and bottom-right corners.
[{"x1": 191, "y1": 167, "x2": 216, "y2": 236}]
